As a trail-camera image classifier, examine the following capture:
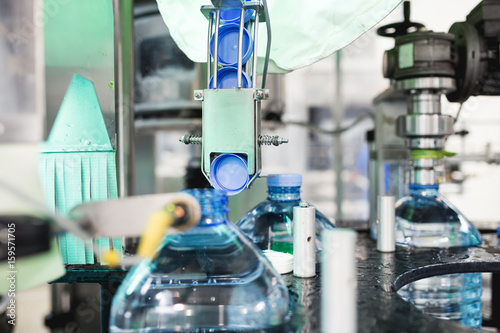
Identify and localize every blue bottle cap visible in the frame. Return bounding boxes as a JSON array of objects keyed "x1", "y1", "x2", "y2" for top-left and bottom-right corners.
[
  {"x1": 210, "y1": 24, "x2": 253, "y2": 67},
  {"x1": 267, "y1": 174, "x2": 302, "y2": 187},
  {"x1": 209, "y1": 67, "x2": 252, "y2": 89},
  {"x1": 220, "y1": 7, "x2": 254, "y2": 24},
  {"x1": 409, "y1": 184, "x2": 439, "y2": 190},
  {"x1": 210, "y1": 153, "x2": 250, "y2": 195}
]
